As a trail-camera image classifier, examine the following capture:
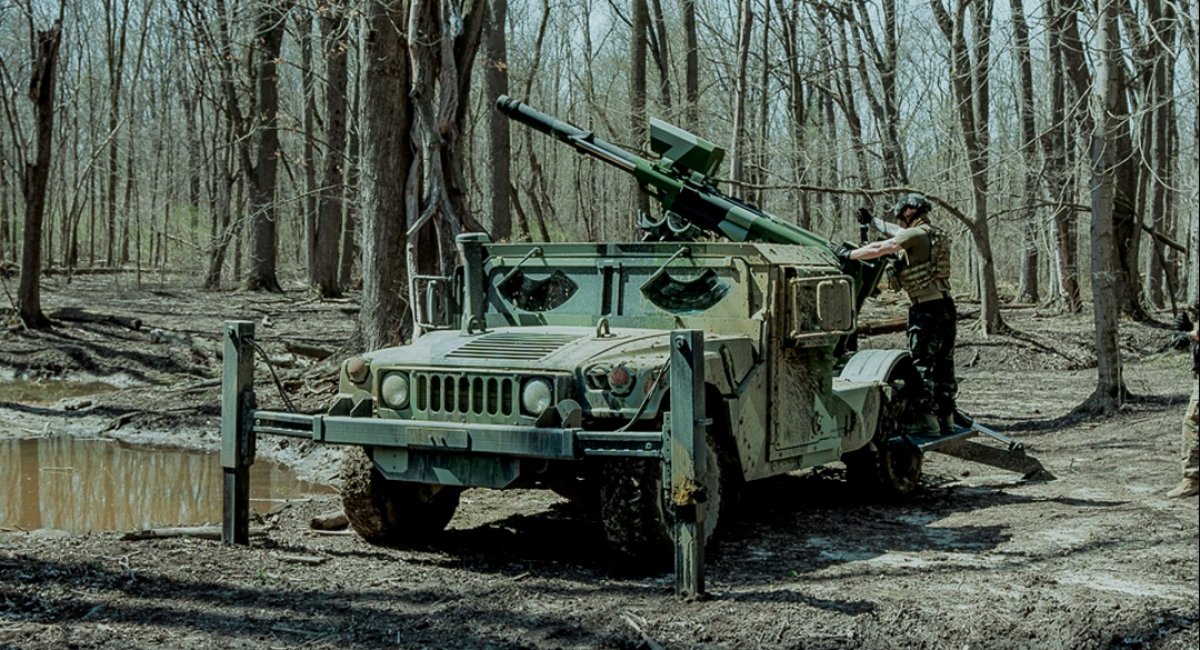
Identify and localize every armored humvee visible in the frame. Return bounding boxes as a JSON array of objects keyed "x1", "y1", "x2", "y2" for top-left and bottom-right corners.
[{"x1": 226, "y1": 98, "x2": 1047, "y2": 572}]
